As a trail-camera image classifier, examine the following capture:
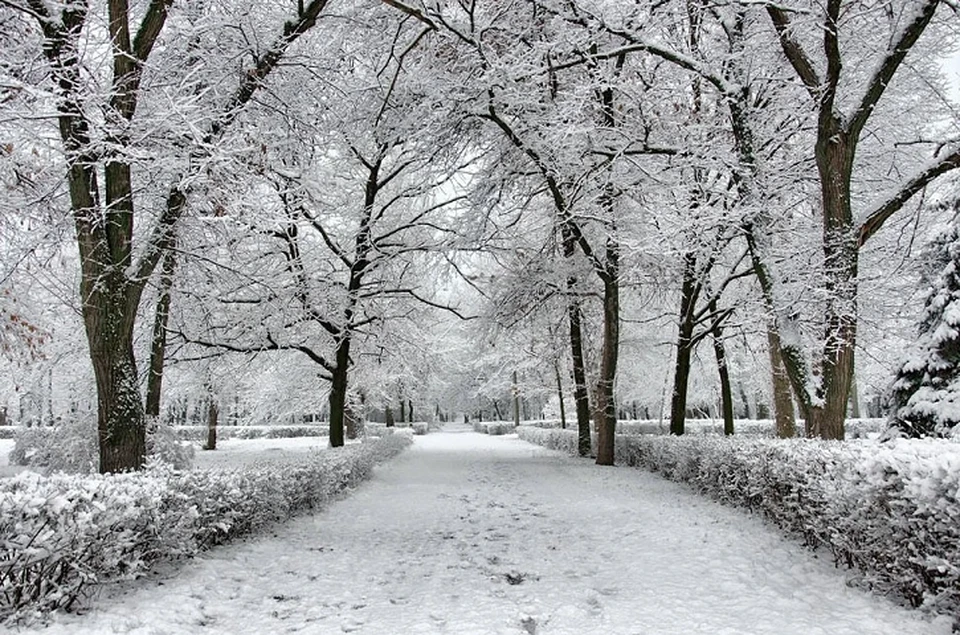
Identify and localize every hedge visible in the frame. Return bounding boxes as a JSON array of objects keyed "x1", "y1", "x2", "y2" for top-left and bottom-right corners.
[
  {"x1": 473, "y1": 421, "x2": 517, "y2": 435},
  {"x1": 0, "y1": 434, "x2": 412, "y2": 624}
]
